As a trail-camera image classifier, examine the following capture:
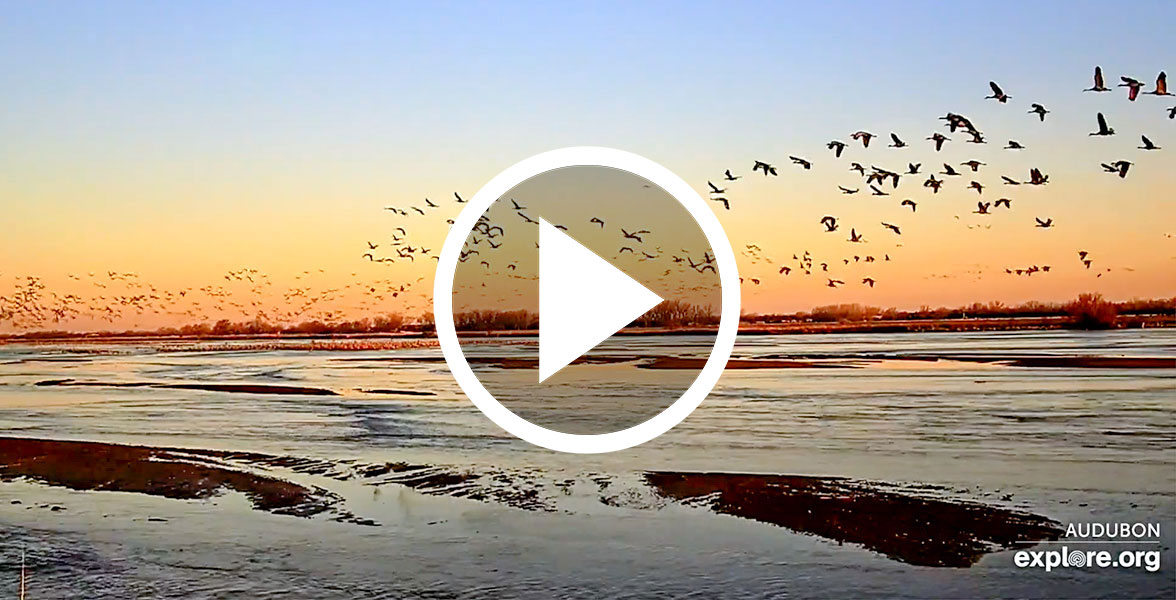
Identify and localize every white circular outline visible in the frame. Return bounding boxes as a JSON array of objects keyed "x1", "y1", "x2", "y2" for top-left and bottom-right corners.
[{"x1": 433, "y1": 147, "x2": 740, "y2": 454}]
